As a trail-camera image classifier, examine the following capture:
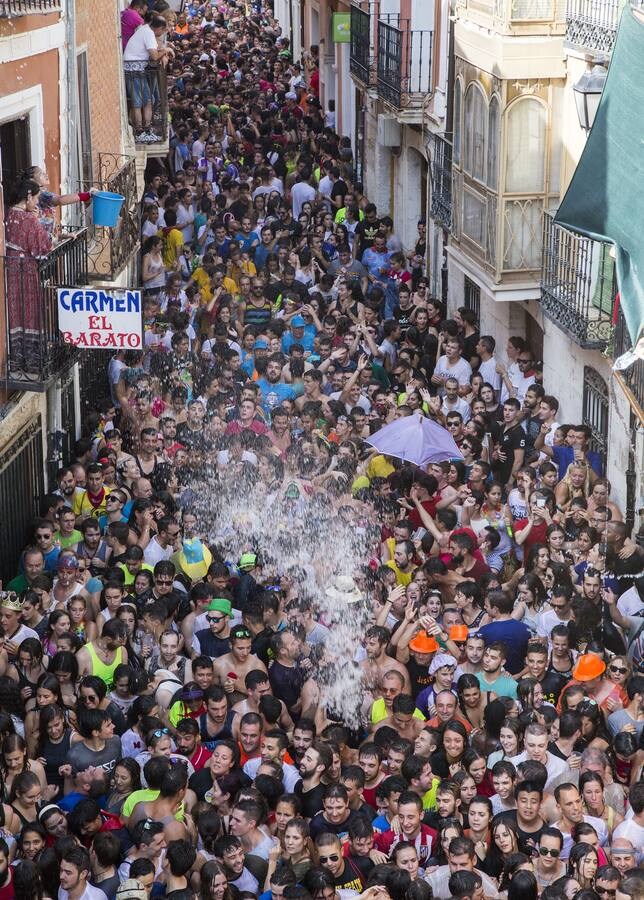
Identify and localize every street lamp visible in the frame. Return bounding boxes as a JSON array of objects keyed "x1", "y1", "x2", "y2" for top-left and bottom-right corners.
[{"x1": 573, "y1": 62, "x2": 607, "y2": 132}]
